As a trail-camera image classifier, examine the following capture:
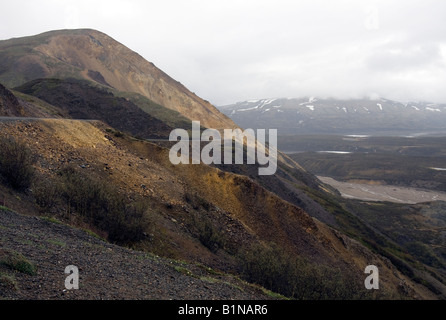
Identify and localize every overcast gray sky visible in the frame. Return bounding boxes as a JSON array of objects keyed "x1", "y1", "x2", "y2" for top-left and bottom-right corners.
[{"x1": 1, "y1": 0, "x2": 446, "y2": 105}]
